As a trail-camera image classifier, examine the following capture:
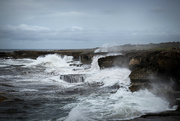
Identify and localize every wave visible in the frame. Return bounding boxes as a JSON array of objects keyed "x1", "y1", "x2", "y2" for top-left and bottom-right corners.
[
  {"x1": 0, "y1": 58, "x2": 33, "y2": 66},
  {"x1": 64, "y1": 81, "x2": 174, "y2": 121},
  {"x1": 27, "y1": 54, "x2": 73, "y2": 68},
  {"x1": 85, "y1": 67, "x2": 131, "y2": 87},
  {"x1": 1, "y1": 53, "x2": 176, "y2": 121},
  {"x1": 24, "y1": 54, "x2": 78, "y2": 75},
  {"x1": 62, "y1": 66, "x2": 175, "y2": 121}
]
